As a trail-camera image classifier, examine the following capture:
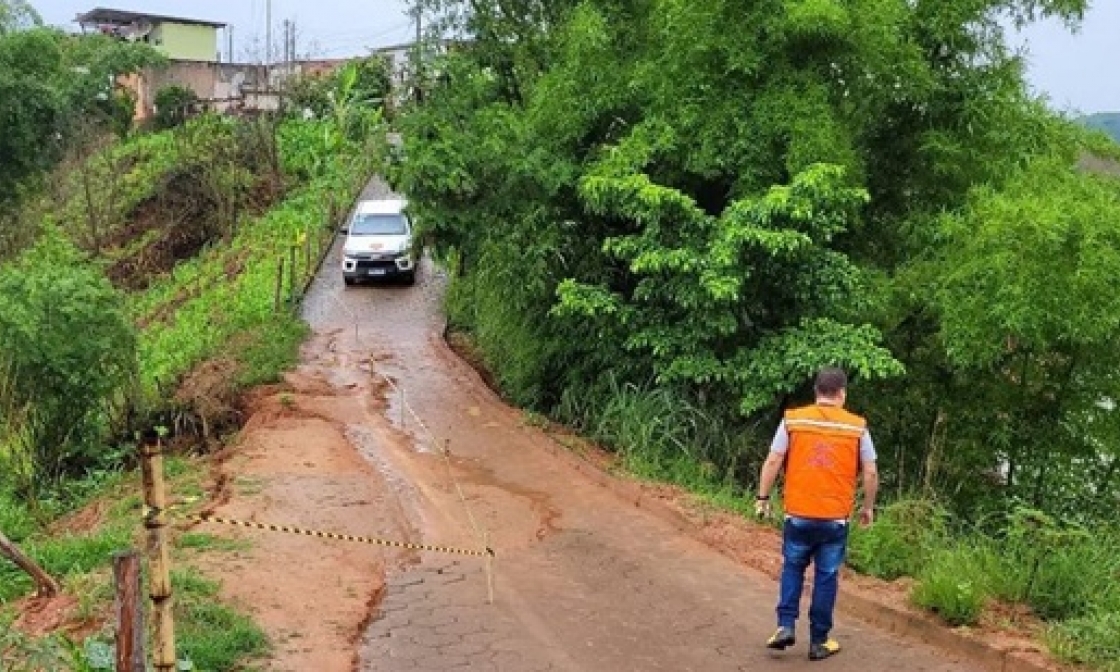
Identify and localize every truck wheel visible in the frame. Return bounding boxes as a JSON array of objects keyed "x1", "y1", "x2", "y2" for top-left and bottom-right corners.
[{"x1": 344, "y1": 277, "x2": 355, "y2": 286}]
